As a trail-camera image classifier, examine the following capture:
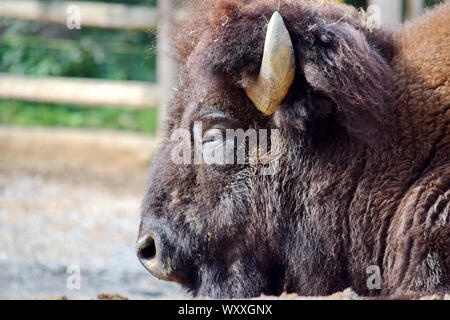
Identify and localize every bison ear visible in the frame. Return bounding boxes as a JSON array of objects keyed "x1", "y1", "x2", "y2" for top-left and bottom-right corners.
[
  {"x1": 246, "y1": 11, "x2": 296, "y2": 116},
  {"x1": 302, "y1": 22, "x2": 393, "y2": 142}
]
